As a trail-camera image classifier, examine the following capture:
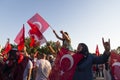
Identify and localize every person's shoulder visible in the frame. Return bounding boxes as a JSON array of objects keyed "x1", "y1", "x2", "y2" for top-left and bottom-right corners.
[
  {"x1": 45, "y1": 60, "x2": 51, "y2": 65},
  {"x1": 89, "y1": 53, "x2": 96, "y2": 56},
  {"x1": 39, "y1": 59, "x2": 47, "y2": 63},
  {"x1": 28, "y1": 59, "x2": 33, "y2": 65},
  {"x1": 45, "y1": 59, "x2": 51, "y2": 63},
  {"x1": 88, "y1": 53, "x2": 93, "y2": 56},
  {"x1": 87, "y1": 53, "x2": 95, "y2": 59}
]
